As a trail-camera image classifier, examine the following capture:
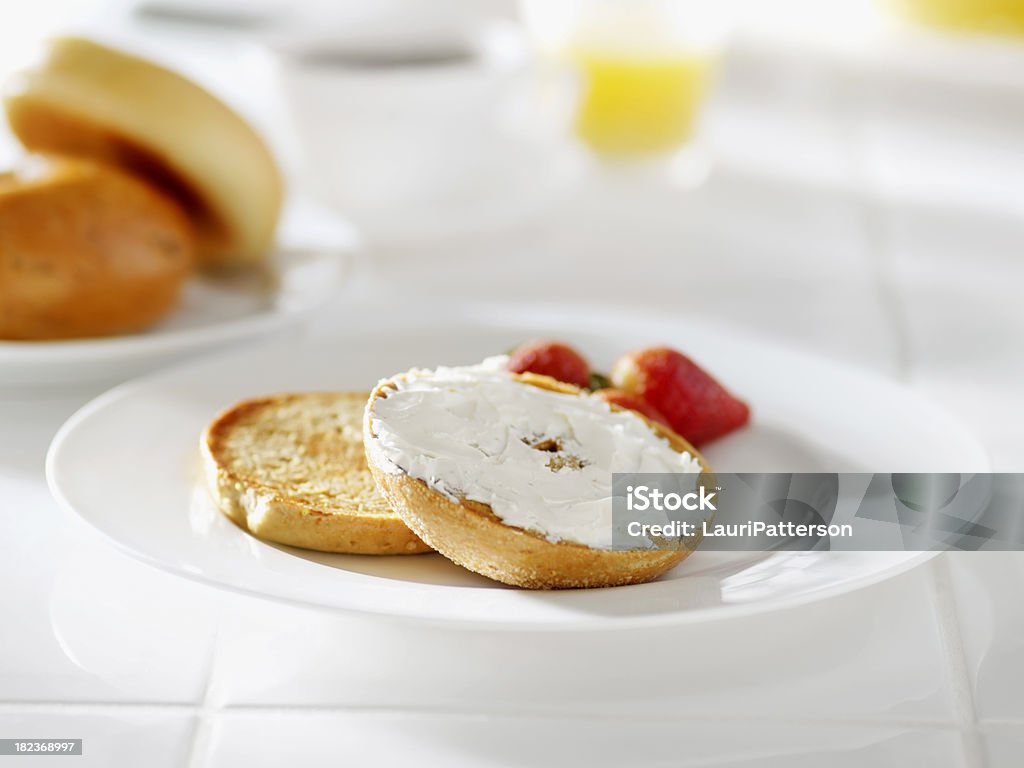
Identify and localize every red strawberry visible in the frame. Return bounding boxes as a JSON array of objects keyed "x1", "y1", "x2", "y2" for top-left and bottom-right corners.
[
  {"x1": 595, "y1": 389, "x2": 671, "y2": 429},
  {"x1": 507, "y1": 340, "x2": 590, "y2": 389},
  {"x1": 611, "y1": 346, "x2": 749, "y2": 446}
]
